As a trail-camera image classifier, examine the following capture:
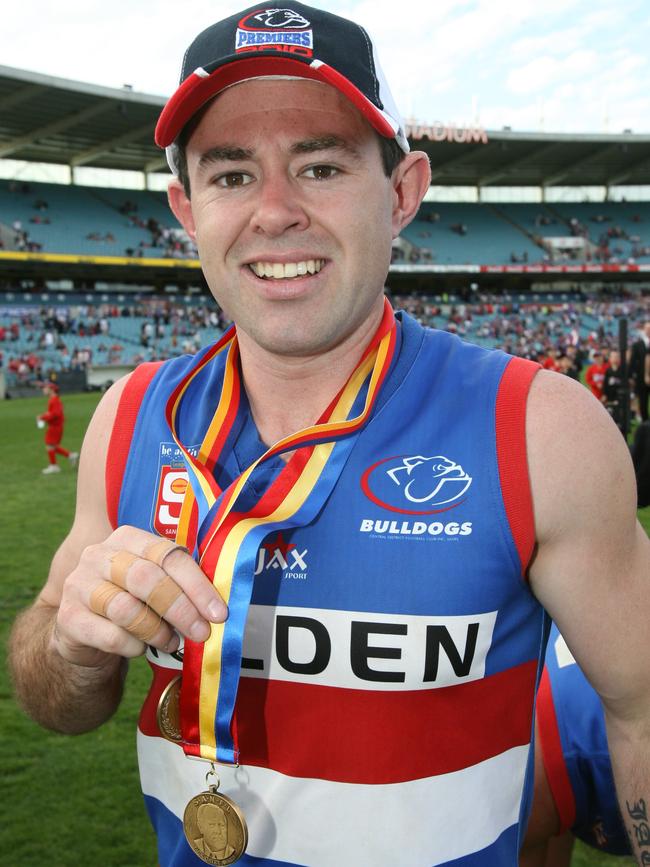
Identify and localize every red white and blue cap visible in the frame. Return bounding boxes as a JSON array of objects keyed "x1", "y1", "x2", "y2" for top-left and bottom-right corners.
[{"x1": 155, "y1": 2, "x2": 409, "y2": 174}]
